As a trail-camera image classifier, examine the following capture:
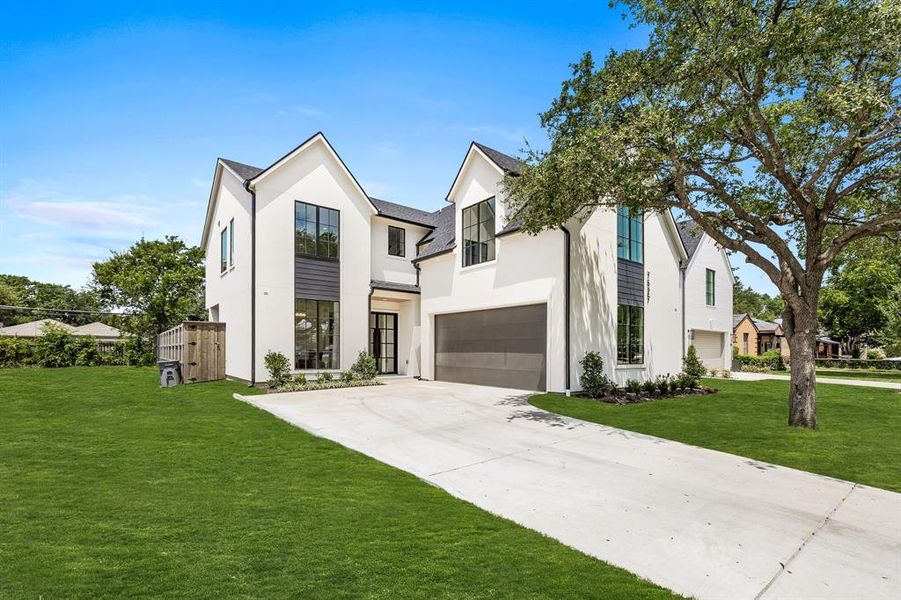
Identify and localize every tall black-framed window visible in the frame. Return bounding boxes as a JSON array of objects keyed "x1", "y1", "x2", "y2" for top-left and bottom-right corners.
[
  {"x1": 617, "y1": 304, "x2": 644, "y2": 364},
  {"x1": 462, "y1": 197, "x2": 496, "y2": 267},
  {"x1": 388, "y1": 226, "x2": 405, "y2": 257},
  {"x1": 229, "y1": 218, "x2": 235, "y2": 267},
  {"x1": 295, "y1": 201, "x2": 339, "y2": 260},
  {"x1": 617, "y1": 206, "x2": 643, "y2": 263},
  {"x1": 295, "y1": 298, "x2": 339, "y2": 370},
  {"x1": 705, "y1": 269, "x2": 716, "y2": 306},
  {"x1": 220, "y1": 227, "x2": 228, "y2": 273}
]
